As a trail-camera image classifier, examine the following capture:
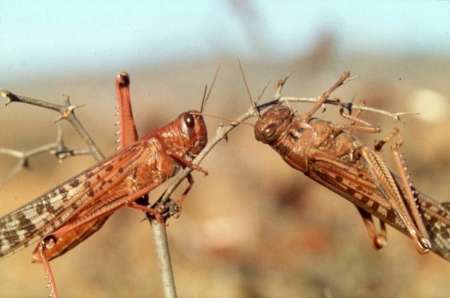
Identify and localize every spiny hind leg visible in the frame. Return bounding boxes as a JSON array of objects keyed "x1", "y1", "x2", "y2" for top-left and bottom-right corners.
[
  {"x1": 34, "y1": 237, "x2": 60, "y2": 298},
  {"x1": 360, "y1": 146, "x2": 430, "y2": 254},
  {"x1": 371, "y1": 128, "x2": 430, "y2": 252},
  {"x1": 355, "y1": 206, "x2": 387, "y2": 250},
  {"x1": 391, "y1": 141, "x2": 431, "y2": 253}
]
